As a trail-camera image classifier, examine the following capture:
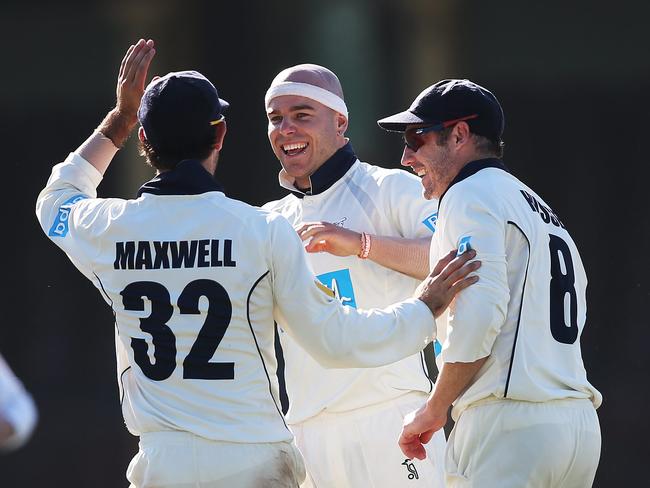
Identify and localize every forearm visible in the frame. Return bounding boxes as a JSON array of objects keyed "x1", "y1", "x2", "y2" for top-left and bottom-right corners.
[
  {"x1": 427, "y1": 356, "x2": 488, "y2": 411},
  {"x1": 75, "y1": 129, "x2": 120, "y2": 175},
  {"x1": 367, "y1": 235, "x2": 431, "y2": 280}
]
